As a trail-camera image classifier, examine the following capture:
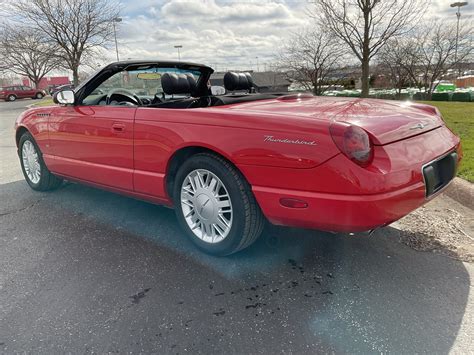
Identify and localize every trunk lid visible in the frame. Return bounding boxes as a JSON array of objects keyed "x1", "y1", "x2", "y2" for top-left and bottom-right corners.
[{"x1": 227, "y1": 95, "x2": 443, "y2": 145}]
